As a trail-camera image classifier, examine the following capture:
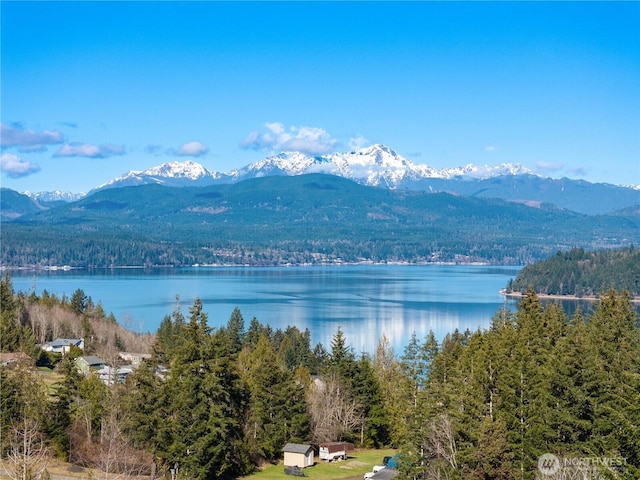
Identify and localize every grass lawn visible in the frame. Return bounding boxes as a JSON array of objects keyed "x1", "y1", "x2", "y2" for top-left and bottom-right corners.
[
  {"x1": 37, "y1": 366, "x2": 63, "y2": 394},
  {"x1": 239, "y1": 448, "x2": 396, "y2": 480}
]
